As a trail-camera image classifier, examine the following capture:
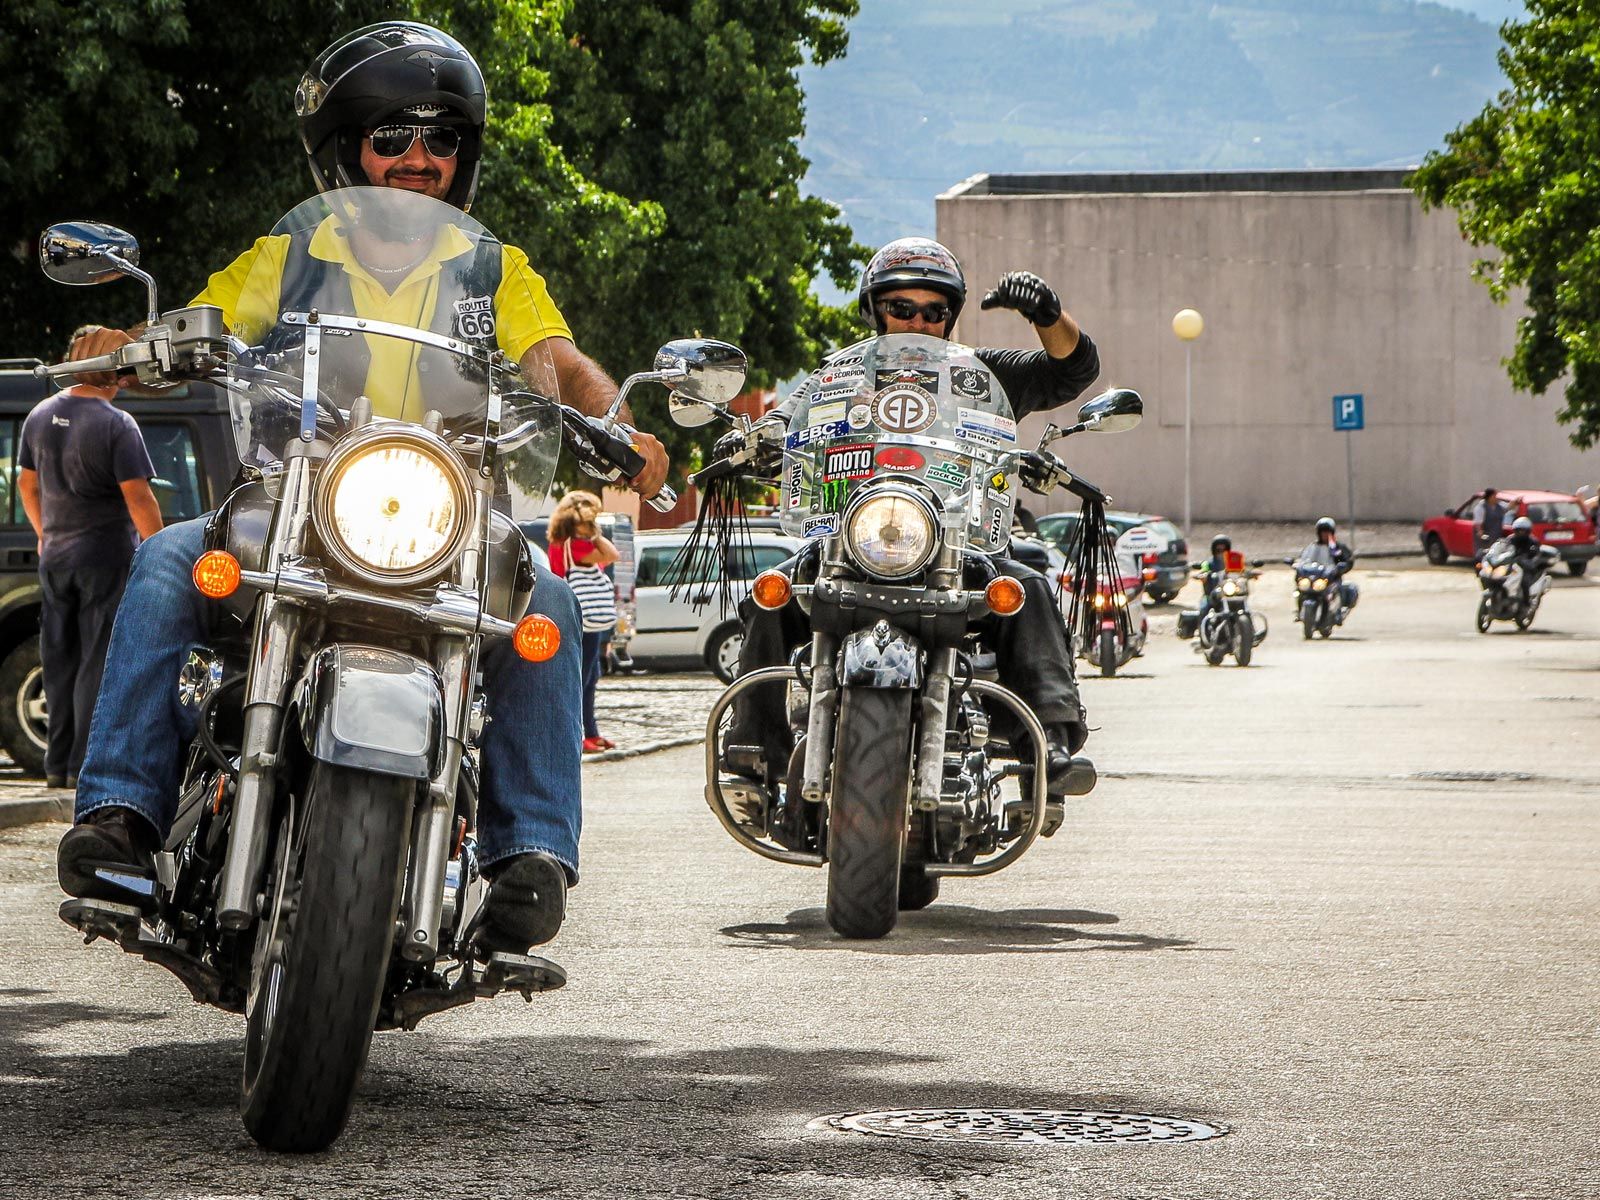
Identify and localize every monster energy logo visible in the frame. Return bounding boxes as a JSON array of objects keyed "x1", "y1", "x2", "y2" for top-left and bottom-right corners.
[{"x1": 814, "y1": 478, "x2": 849, "y2": 512}]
